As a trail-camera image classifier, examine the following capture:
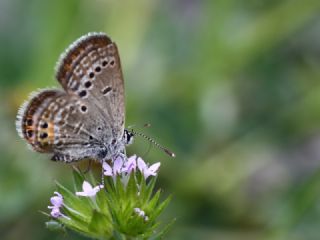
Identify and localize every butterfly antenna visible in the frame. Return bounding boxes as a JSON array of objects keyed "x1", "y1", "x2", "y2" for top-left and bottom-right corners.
[
  {"x1": 127, "y1": 123, "x2": 152, "y2": 129},
  {"x1": 130, "y1": 129, "x2": 176, "y2": 158}
]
